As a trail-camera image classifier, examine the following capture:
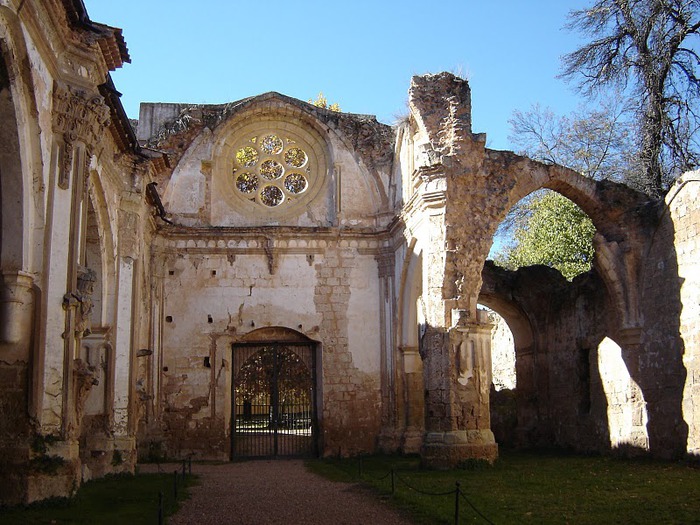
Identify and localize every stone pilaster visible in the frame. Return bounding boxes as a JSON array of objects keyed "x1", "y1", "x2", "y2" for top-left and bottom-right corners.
[
  {"x1": 376, "y1": 248, "x2": 399, "y2": 450},
  {"x1": 421, "y1": 310, "x2": 497, "y2": 467}
]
